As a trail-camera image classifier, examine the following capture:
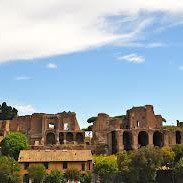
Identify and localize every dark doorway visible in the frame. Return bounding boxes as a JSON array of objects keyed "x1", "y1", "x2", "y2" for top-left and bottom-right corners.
[
  {"x1": 112, "y1": 131, "x2": 117, "y2": 154},
  {"x1": 138, "y1": 131, "x2": 148, "y2": 147},
  {"x1": 153, "y1": 131, "x2": 163, "y2": 147},
  {"x1": 46, "y1": 132, "x2": 56, "y2": 145},
  {"x1": 59, "y1": 132, "x2": 64, "y2": 144},
  {"x1": 66, "y1": 132, "x2": 73, "y2": 142},
  {"x1": 123, "y1": 131, "x2": 132, "y2": 150},
  {"x1": 176, "y1": 131, "x2": 181, "y2": 144},
  {"x1": 76, "y1": 133, "x2": 84, "y2": 144}
]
